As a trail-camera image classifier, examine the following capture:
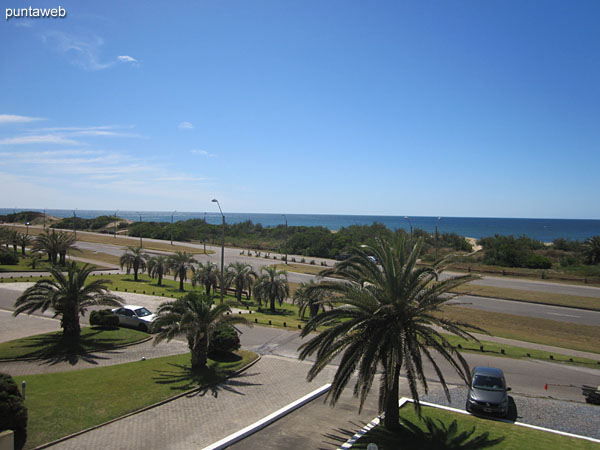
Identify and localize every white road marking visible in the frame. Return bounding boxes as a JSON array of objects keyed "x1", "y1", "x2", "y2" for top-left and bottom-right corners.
[{"x1": 547, "y1": 312, "x2": 580, "y2": 318}]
